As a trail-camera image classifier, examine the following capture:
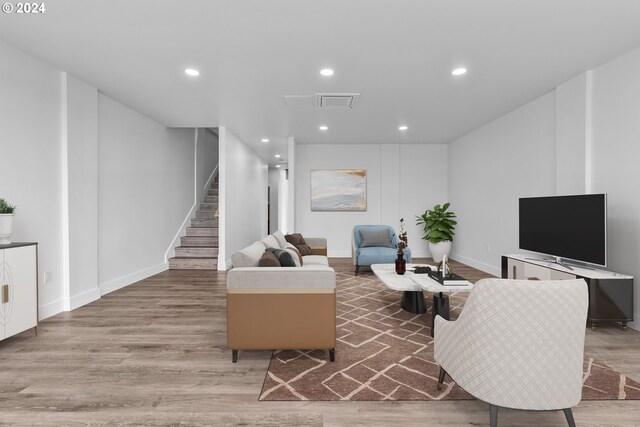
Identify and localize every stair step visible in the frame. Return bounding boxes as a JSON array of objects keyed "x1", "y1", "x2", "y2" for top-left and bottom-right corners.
[
  {"x1": 199, "y1": 203, "x2": 218, "y2": 211},
  {"x1": 204, "y1": 196, "x2": 220, "y2": 203},
  {"x1": 175, "y1": 246, "x2": 219, "y2": 257},
  {"x1": 186, "y1": 227, "x2": 218, "y2": 237},
  {"x1": 169, "y1": 257, "x2": 217, "y2": 270},
  {"x1": 207, "y1": 189, "x2": 219, "y2": 195},
  {"x1": 196, "y1": 210, "x2": 218, "y2": 219},
  {"x1": 181, "y1": 236, "x2": 218, "y2": 247},
  {"x1": 191, "y1": 218, "x2": 218, "y2": 228}
]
